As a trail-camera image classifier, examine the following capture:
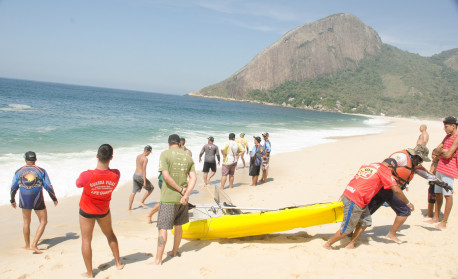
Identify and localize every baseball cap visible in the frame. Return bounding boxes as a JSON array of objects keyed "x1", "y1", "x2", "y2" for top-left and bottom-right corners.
[
  {"x1": 145, "y1": 145, "x2": 152, "y2": 151},
  {"x1": 262, "y1": 132, "x2": 269, "y2": 137},
  {"x1": 240, "y1": 132, "x2": 245, "y2": 136},
  {"x1": 383, "y1": 158, "x2": 398, "y2": 169},
  {"x1": 443, "y1": 116, "x2": 458, "y2": 125},
  {"x1": 208, "y1": 136, "x2": 214, "y2": 142},
  {"x1": 406, "y1": 144, "x2": 431, "y2": 162},
  {"x1": 168, "y1": 134, "x2": 180, "y2": 144},
  {"x1": 254, "y1": 136, "x2": 262, "y2": 143},
  {"x1": 24, "y1": 151, "x2": 37, "y2": 161}
]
